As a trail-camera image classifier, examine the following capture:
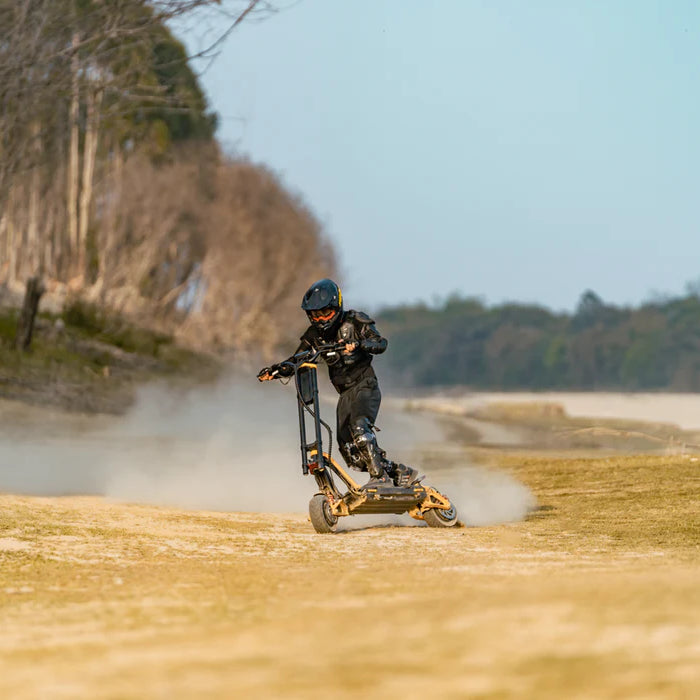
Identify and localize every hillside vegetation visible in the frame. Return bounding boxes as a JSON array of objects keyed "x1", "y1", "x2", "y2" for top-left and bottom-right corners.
[
  {"x1": 0, "y1": 300, "x2": 218, "y2": 413},
  {"x1": 378, "y1": 289, "x2": 700, "y2": 390},
  {"x1": 1, "y1": 1, "x2": 335, "y2": 354}
]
